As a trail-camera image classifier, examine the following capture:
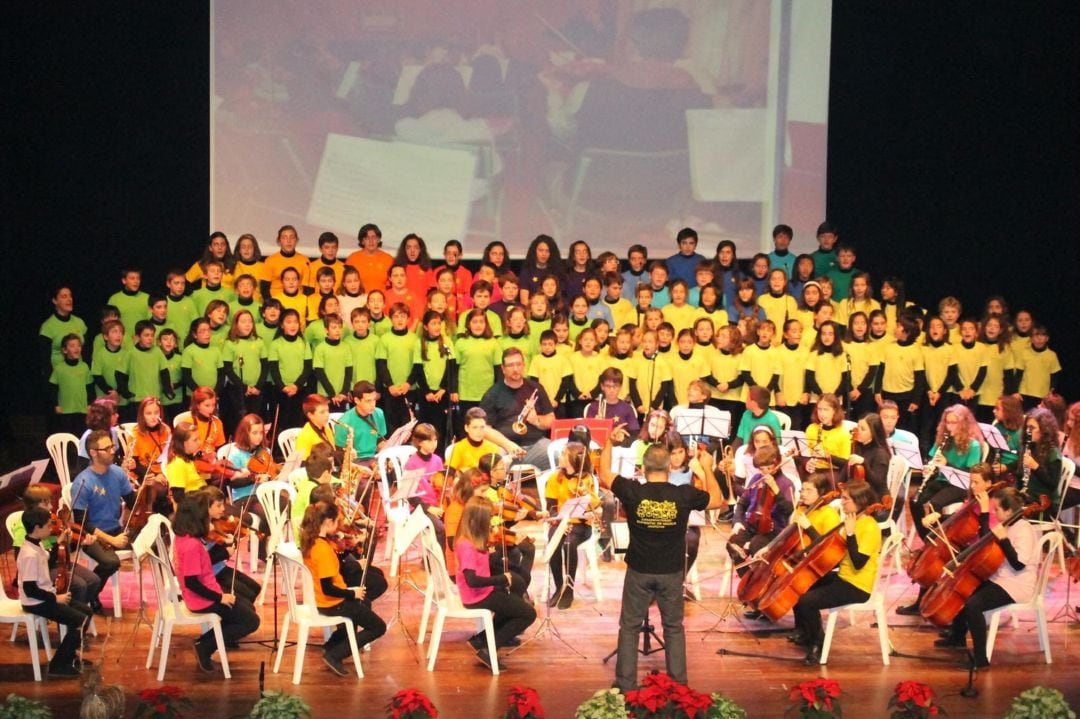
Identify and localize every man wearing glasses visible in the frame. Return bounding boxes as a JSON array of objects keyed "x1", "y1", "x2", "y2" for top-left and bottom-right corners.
[
  {"x1": 479, "y1": 348, "x2": 555, "y2": 470},
  {"x1": 70, "y1": 429, "x2": 137, "y2": 614}
]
